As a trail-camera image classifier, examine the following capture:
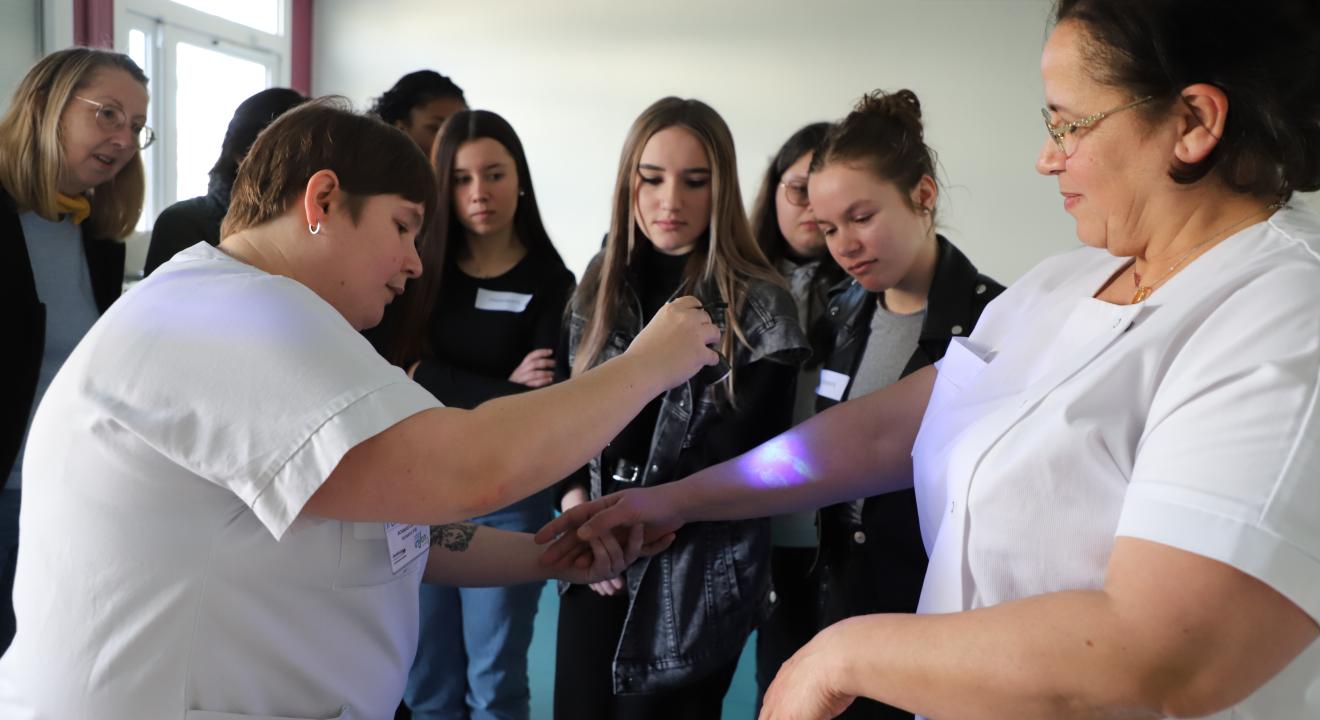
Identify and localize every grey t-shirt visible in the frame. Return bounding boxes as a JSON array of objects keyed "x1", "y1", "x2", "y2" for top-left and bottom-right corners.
[
  {"x1": 846, "y1": 297, "x2": 925, "y2": 400},
  {"x1": 8, "y1": 212, "x2": 99, "y2": 490}
]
